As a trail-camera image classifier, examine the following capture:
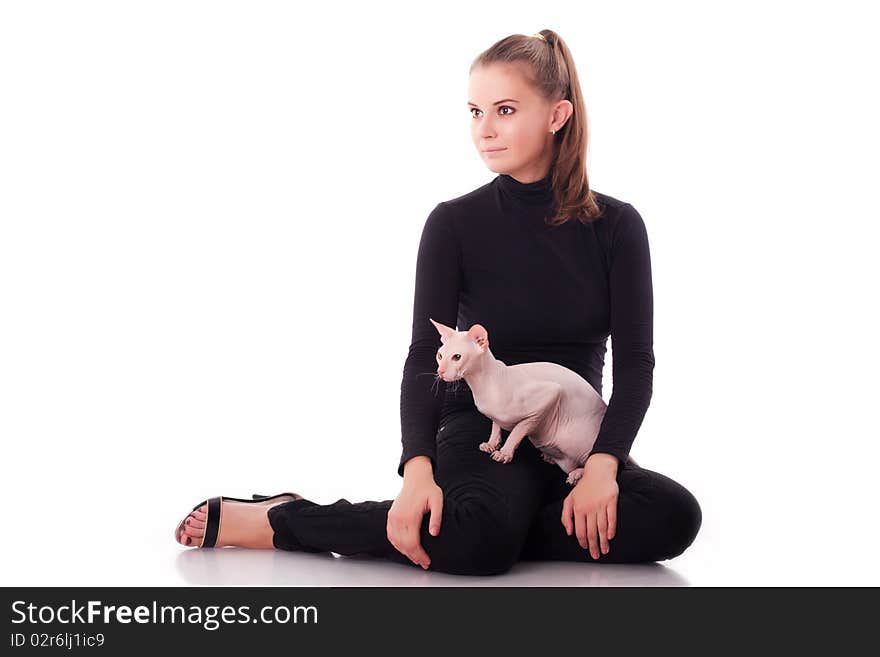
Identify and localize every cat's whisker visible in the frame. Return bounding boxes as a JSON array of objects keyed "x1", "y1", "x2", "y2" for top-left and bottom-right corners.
[
  {"x1": 416, "y1": 371, "x2": 444, "y2": 395},
  {"x1": 428, "y1": 373, "x2": 444, "y2": 397}
]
